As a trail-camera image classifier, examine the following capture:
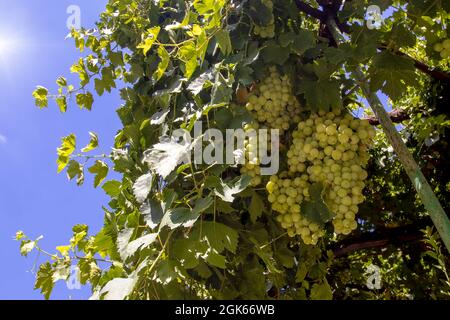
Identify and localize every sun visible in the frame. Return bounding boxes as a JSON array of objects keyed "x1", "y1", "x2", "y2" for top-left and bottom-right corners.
[{"x1": 0, "y1": 36, "x2": 19, "y2": 59}]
